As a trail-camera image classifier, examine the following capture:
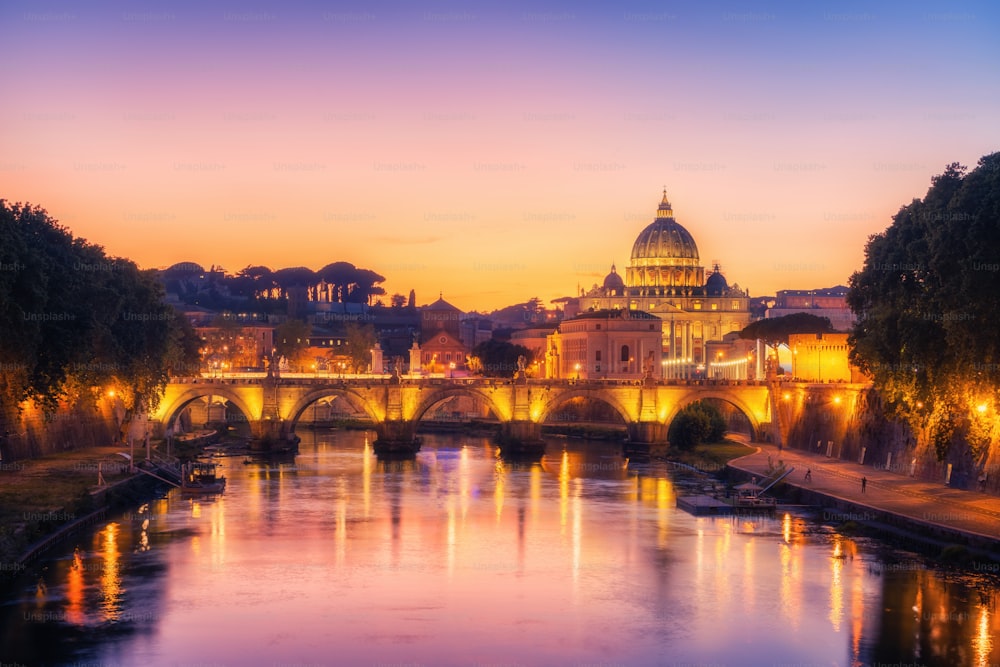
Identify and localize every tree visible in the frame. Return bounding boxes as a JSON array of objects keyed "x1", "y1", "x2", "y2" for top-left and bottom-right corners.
[
  {"x1": 847, "y1": 153, "x2": 1000, "y2": 461},
  {"x1": 342, "y1": 322, "x2": 377, "y2": 373},
  {"x1": 346, "y1": 267, "x2": 386, "y2": 305},
  {"x1": 273, "y1": 319, "x2": 312, "y2": 372},
  {"x1": 739, "y1": 313, "x2": 834, "y2": 374},
  {"x1": 469, "y1": 339, "x2": 532, "y2": 377},
  {"x1": 164, "y1": 312, "x2": 203, "y2": 376},
  {"x1": 668, "y1": 401, "x2": 727, "y2": 450},
  {"x1": 0, "y1": 201, "x2": 195, "y2": 448}
]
